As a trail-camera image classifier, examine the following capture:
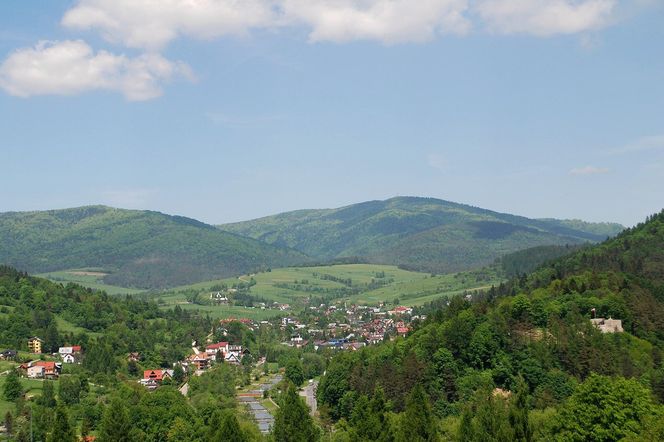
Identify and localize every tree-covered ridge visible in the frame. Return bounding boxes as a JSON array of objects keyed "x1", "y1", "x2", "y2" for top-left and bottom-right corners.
[
  {"x1": 220, "y1": 196, "x2": 624, "y2": 274},
  {"x1": 0, "y1": 206, "x2": 309, "y2": 289},
  {"x1": 316, "y1": 210, "x2": 664, "y2": 441}
]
